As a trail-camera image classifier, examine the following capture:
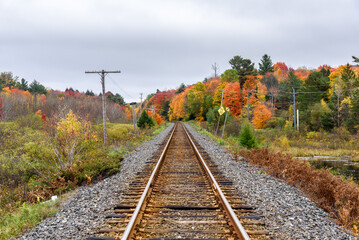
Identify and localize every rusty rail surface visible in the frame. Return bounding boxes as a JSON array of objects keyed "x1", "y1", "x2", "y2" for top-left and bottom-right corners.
[{"x1": 87, "y1": 123, "x2": 269, "y2": 240}]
